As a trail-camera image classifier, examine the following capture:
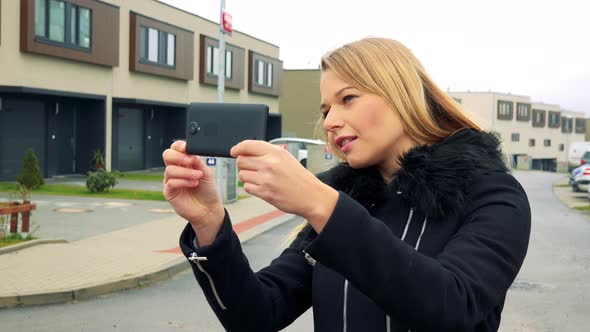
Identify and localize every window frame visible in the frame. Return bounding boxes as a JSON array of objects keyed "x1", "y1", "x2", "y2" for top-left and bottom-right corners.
[
  {"x1": 544, "y1": 139, "x2": 551, "y2": 147},
  {"x1": 497, "y1": 100, "x2": 514, "y2": 120},
  {"x1": 548, "y1": 111, "x2": 561, "y2": 128},
  {"x1": 516, "y1": 102, "x2": 531, "y2": 122},
  {"x1": 532, "y1": 109, "x2": 546, "y2": 128},
  {"x1": 575, "y1": 118, "x2": 586, "y2": 134},
  {"x1": 139, "y1": 25, "x2": 176, "y2": 69},
  {"x1": 254, "y1": 59, "x2": 273, "y2": 88},
  {"x1": 34, "y1": 0, "x2": 93, "y2": 52},
  {"x1": 511, "y1": 133, "x2": 520, "y2": 142},
  {"x1": 205, "y1": 45, "x2": 233, "y2": 79}
]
